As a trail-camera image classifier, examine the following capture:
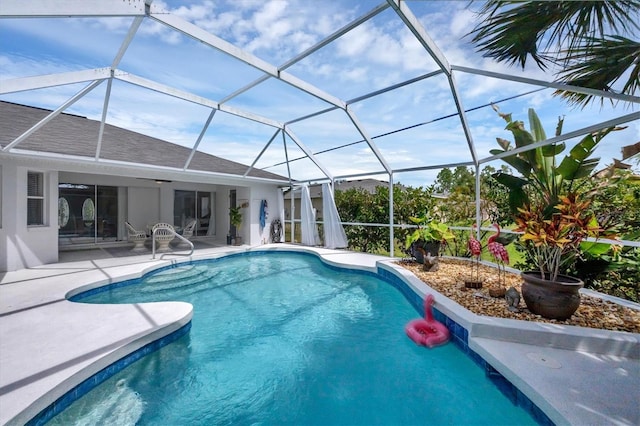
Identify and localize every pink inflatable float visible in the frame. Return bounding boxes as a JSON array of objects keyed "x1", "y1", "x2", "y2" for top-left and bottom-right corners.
[{"x1": 405, "y1": 294, "x2": 450, "y2": 348}]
